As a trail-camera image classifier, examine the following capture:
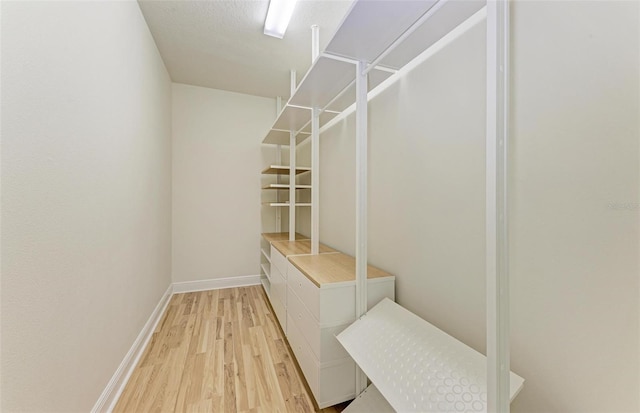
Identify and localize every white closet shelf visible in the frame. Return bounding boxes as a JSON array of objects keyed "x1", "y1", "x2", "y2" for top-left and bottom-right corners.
[
  {"x1": 288, "y1": 54, "x2": 395, "y2": 112},
  {"x1": 270, "y1": 105, "x2": 340, "y2": 137},
  {"x1": 260, "y1": 277, "x2": 271, "y2": 297},
  {"x1": 325, "y1": 0, "x2": 485, "y2": 70},
  {"x1": 262, "y1": 57, "x2": 393, "y2": 145},
  {"x1": 263, "y1": 128, "x2": 310, "y2": 145},
  {"x1": 337, "y1": 298, "x2": 524, "y2": 413},
  {"x1": 262, "y1": 184, "x2": 312, "y2": 190},
  {"x1": 263, "y1": 202, "x2": 312, "y2": 207},
  {"x1": 261, "y1": 165, "x2": 311, "y2": 175},
  {"x1": 260, "y1": 248, "x2": 271, "y2": 262},
  {"x1": 260, "y1": 263, "x2": 271, "y2": 280}
]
